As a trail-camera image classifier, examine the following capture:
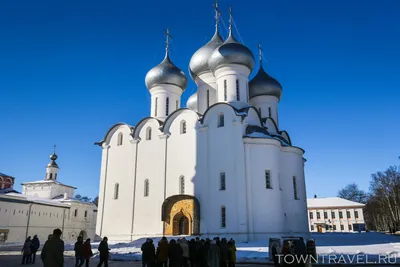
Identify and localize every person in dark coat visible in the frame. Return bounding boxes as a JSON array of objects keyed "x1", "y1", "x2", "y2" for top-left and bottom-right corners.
[
  {"x1": 97, "y1": 236, "x2": 110, "y2": 267},
  {"x1": 219, "y1": 238, "x2": 228, "y2": 267},
  {"x1": 198, "y1": 239, "x2": 209, "y2": 267},
  {"x1": 156, "y1": 237, "x2": 169, "y2": 267},
  {"x1": 141, "y1": 238, "x2": 156, "y2": 267},
  {"x1": 21, "y1": 237, "x2": 32, "y2": 264},
  {"x1": 189, "y1": 239, "x2": 196, "y2": 267},
  {"x1": 74, "y1": 236, "x2": 85, "y2": 267},
  {"x1": 83, "y1": 238, "x2": 93, "y2": 267},
  {"x1": 208, "y1": 240, "x2": 220, "y2": 267},
  {"x1": 41, "y1": 228, "x2": 65, "y2": 267},
  {"x1": 168, "y1": 239, "x2": 182, "y2": 267},
  {"x1": 31, "y1": 235, "x2": 40, "y2": 264},
  {"x1": 227, "y1": 241, "x2": 236, "y2": 267}
]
